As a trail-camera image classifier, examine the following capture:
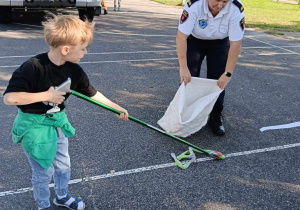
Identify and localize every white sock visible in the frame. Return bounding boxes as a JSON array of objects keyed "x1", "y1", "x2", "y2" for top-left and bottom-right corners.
[
  {"x1": 57, "y1": 194, "x2": 67, "y2": 200},
  {"x1": 57, "y1": 195, "x2": 84, "y2": 210}
]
